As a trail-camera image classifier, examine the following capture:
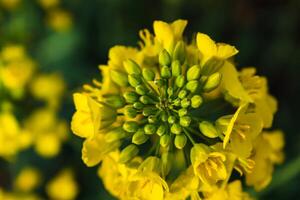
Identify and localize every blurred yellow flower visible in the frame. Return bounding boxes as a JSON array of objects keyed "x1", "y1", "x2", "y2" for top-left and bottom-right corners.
[
  {"x1": 47, "y1": 9, "x2": 73, "y2": 32},
  {"x1": 37, "y1": 0, "x2": 59, "y2": 9},
  {"x1": 0, "y1": 0, "x2": 20, "y2": 10},
  {"x1": 14, "y1": 167, "x2": 41, "y2": 192},
  {"x1": 46, "y1": 169, "x2": 78, "y2": 200}
]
